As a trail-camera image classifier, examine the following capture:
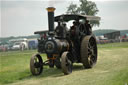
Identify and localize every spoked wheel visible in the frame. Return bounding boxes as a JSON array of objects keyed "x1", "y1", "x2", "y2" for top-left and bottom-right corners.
[
  {"x1": 81, "y1": 35, "x2": 97, "y2": 68},
  {"x1": 30, "y1": 53, "x2": 43, "y2": 75},
  {"x1": 61, "y1": 52, "x2": 72, "y2": 75}
]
